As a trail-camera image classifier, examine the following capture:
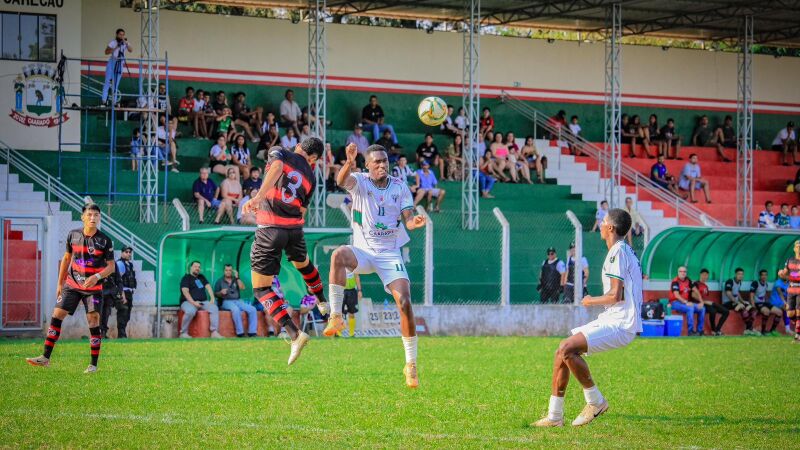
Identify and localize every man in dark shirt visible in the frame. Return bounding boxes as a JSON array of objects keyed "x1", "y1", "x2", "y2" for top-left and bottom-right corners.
[
  {"x1": 241, "y1": 166, "x2": 263, "y2": 193},
  {"x1": 375, "y1": 129, "x2": 400, "y2": 164},
  {"x1": 214, "y1": 264, "x2": 258, "y2": 337},
  {"x1": 692, "y1": 268, "x2": 728, "y2": 335},
  {"x1": 211, "y1": 90, "x2": 228, "y2": 116},
  {"x1": 192, "y1": 167, "x2": 220, "y2": 224},
  {"x1": 179, "y1": 261, "x2": 222, "y2": 338},
  {"x1": 660, "y1": 118, "x2": 682, "y2": 159},
  {"x1": 693, "y1": 115, "x2": 732, "y2": 162},
  {"x1": 416, "y1": 133, "x2": 444, "y2": 179},
  {"x1": 26, "y1": 204, "x2": 116, "y2": 373},
  {"x1": 650, "y1": 154, "x2": 681, "y2": 196},
  {"x1": 361, "y1": 95, "x2": 399, "y2": 147}
]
